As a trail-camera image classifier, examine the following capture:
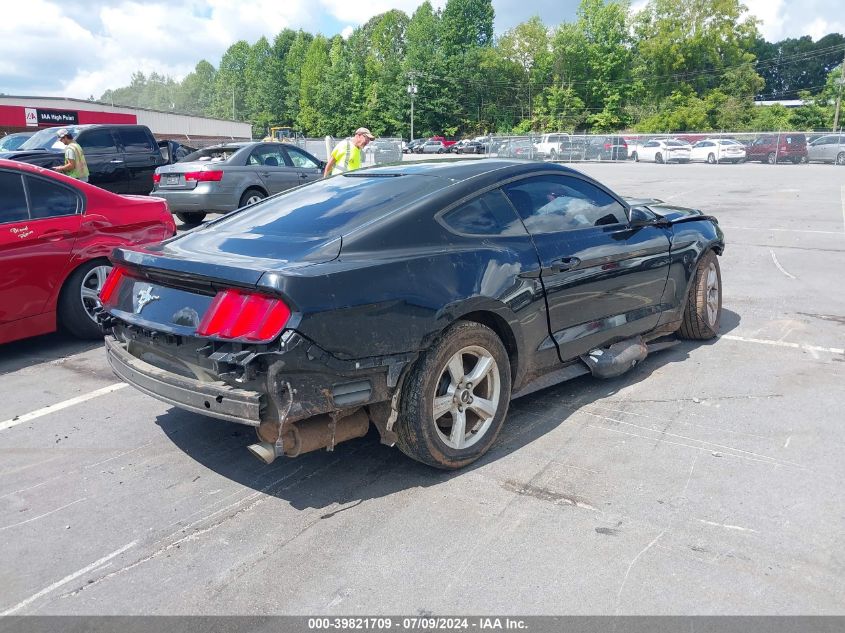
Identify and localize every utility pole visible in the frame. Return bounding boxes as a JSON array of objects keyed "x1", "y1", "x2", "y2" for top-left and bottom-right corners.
[
  {"x1": 232, "y1": 87, "x2": 236, "y2": 121},
  {"x1": 407, "y1": 72, "x2": 418, "y2": 141},
  {"x1": 834, "y1": 50, "x2": 845, "y2": 132}
]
